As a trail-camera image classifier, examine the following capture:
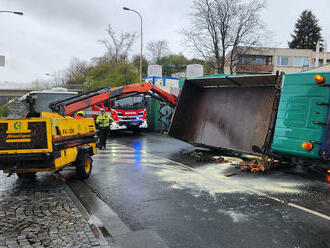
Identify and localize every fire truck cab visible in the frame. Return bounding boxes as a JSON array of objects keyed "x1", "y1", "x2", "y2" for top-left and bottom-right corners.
[{"x1": 91, "y1": 96, "x2": 148, "y2": 133}]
